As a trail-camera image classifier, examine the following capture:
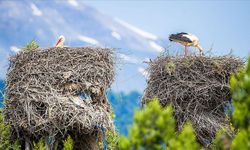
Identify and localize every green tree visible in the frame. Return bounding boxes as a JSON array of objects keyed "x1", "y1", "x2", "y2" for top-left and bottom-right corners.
[
  {"x1": 0, "y1": 109, "x2": 20, "y2": 150},
  {"x1": 63, "y1": 135, "x2": 74, "y2": 150},
  {"x1": 230, "y1": 55, "x2": 250, "y2": 150},
  {"x1": 212, "y1": 129, "x2": 232, "y2": 150},
  {"x1": 212, "y1": 55, "x2": 250, "y2": 150},
  {"x1": 33, "y1": 139, "x2": 46, "y2": 150},
  {"x1": 118, "y1": 99, "x2": 201, "y2": 150},
  {"x1": 169, "y1": 122, "x2": 200, "y2": 150},
  {"x1": 21, "y1": 39, "x2": 39, "y2": 52},
  {"x1": 106, "y1": 130, "x2": 119, "y2": 150}
]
